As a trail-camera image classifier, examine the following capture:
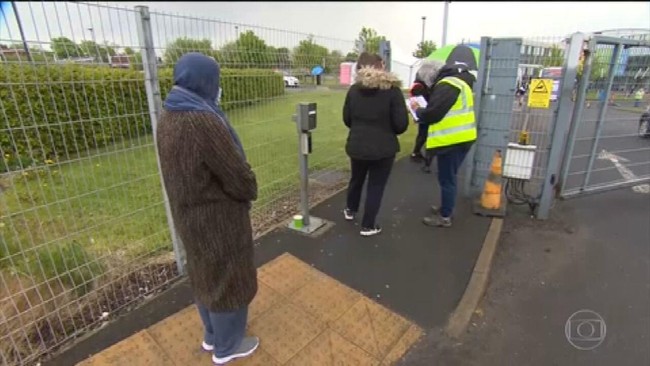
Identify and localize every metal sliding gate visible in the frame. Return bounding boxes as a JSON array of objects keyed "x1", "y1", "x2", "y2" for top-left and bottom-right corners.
[
  {"x1": 467, "y1": 31, "x2": 649, "y2": 220},
  {"x1": 559, "y1": 33, "x2": 650, "y2": 198}
]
